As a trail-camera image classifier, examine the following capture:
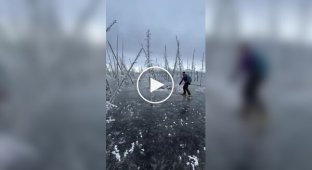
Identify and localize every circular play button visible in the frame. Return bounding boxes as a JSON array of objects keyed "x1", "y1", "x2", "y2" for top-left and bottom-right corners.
[{"x1": 137, "y1": 66, "x2": 174, "y2": 104}]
